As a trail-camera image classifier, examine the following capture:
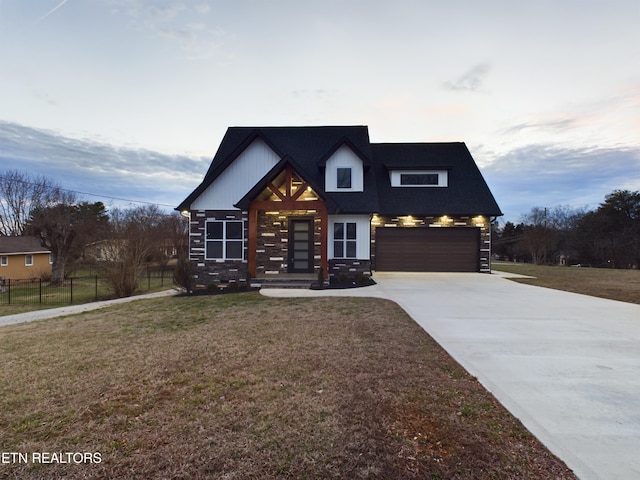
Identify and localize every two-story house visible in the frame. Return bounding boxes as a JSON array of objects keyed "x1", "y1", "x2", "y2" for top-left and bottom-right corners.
[{"x1": 177, "y1": 126, "x2": 502, "y2": 286}]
